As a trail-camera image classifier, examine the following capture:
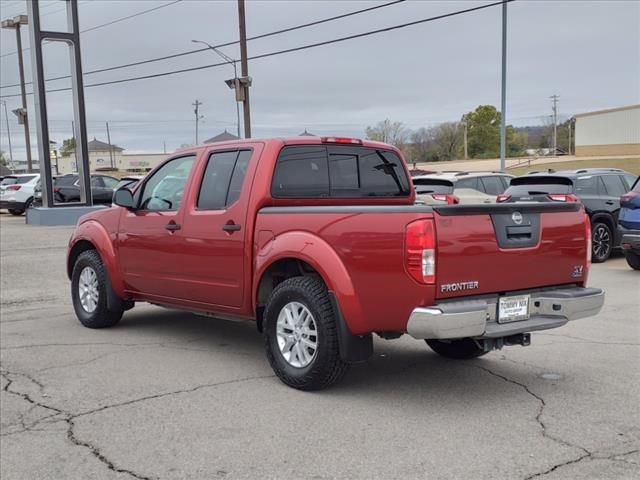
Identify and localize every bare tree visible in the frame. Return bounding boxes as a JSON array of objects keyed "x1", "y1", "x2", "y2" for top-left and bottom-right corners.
[
  {"x1": 410, "y1": 127, "x2": 433, "y2": 163},
  {"x1": 432, "y1": 122, "x2": 462, "y2": 161},
  {"x1": 365, "y1": 119, "x2": 409, "y2": 147}
]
